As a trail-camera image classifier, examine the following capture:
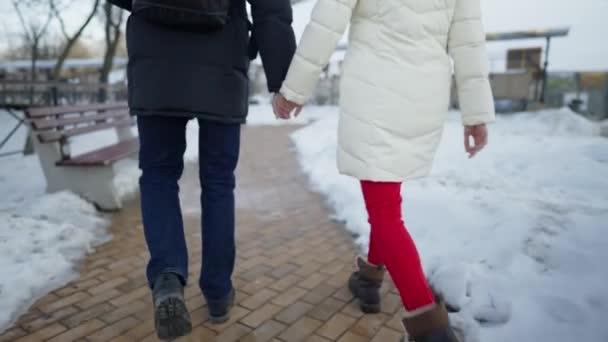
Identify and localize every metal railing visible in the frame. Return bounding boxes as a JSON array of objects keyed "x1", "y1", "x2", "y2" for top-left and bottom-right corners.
[{"x1": 0, "y1": 80, "x2": 128, "y2": 108}]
